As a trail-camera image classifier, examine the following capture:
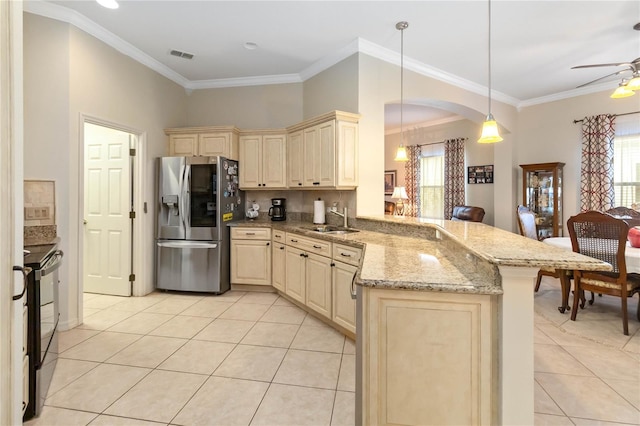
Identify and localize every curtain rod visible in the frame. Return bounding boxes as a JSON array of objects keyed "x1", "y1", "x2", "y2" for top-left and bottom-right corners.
[
  {"x1": 414, "y1": 137, "x2": 468, "y2": 147},
  {"x1": 572, "y1": 110, "x2": 640, "y2": 124}
]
